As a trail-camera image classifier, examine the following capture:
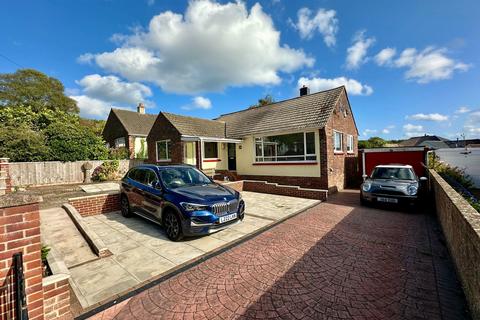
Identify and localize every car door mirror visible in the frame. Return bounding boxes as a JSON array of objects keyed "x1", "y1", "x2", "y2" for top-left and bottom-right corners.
[
  {"x1": 419, "y1": 176, "x2": 428, "y2": 182},
  {"x1": 154, "y1": 181, "x2": 163, "y2": 190},
  {"x1": 362, "y1": 174, "x2": 368, "y2": 180}
]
